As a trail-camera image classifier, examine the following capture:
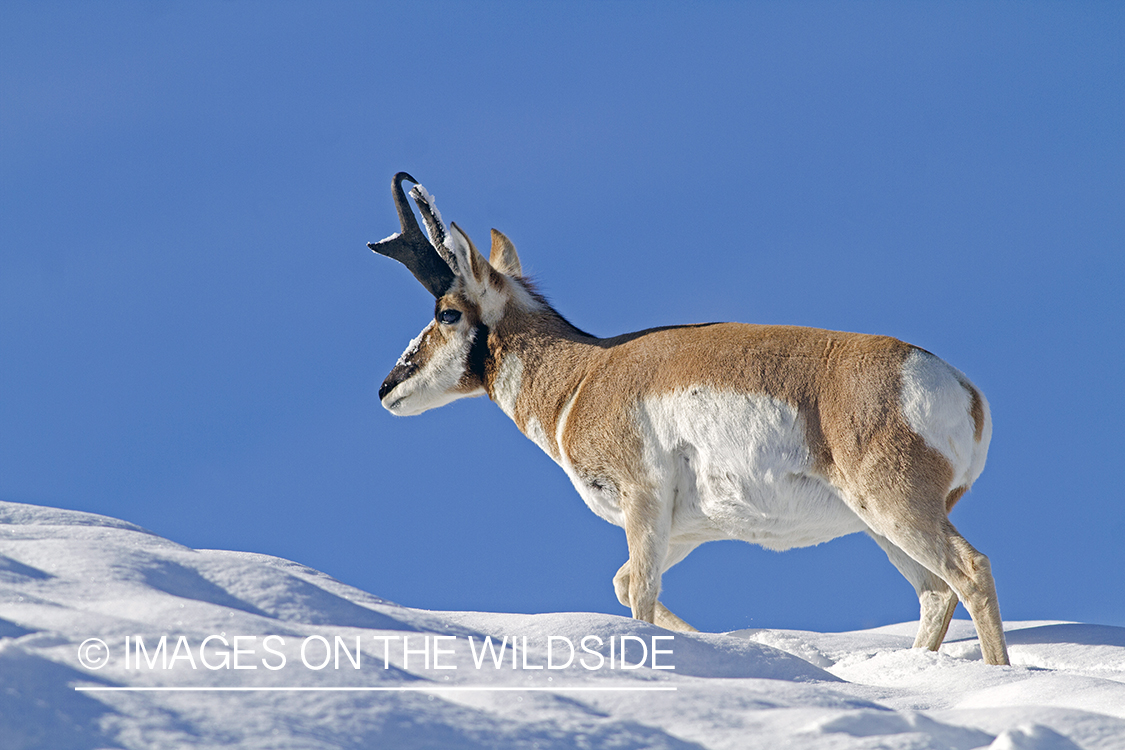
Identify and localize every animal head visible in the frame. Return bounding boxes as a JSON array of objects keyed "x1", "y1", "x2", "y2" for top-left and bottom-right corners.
[{"x1": 369, "y1": 173, "x2": 528, "y2": 416}]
